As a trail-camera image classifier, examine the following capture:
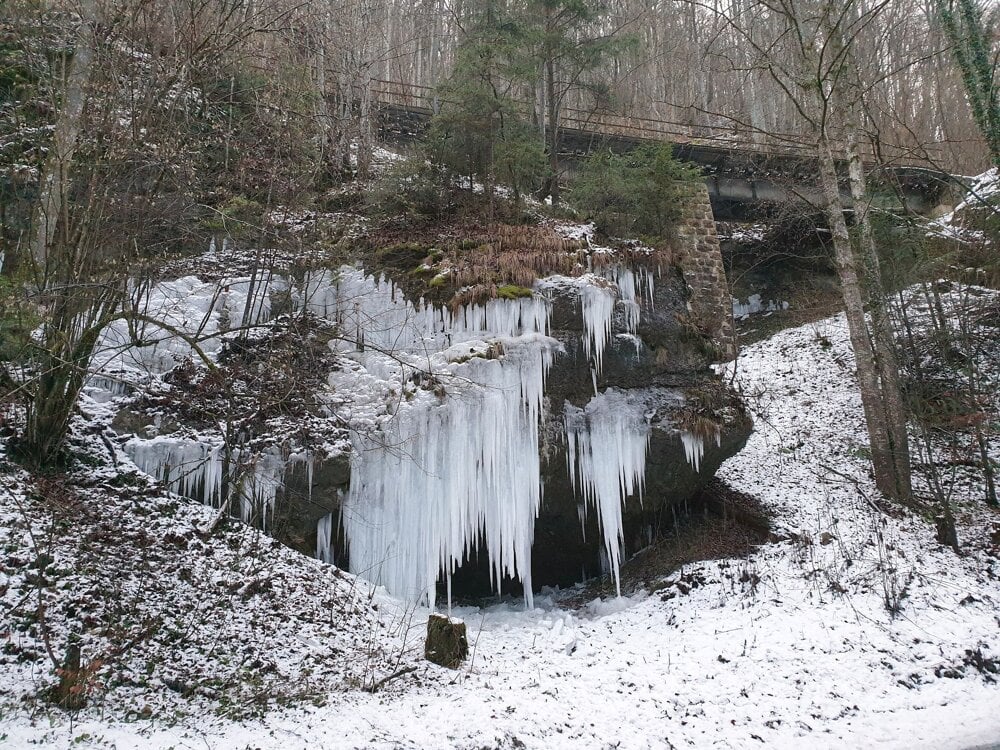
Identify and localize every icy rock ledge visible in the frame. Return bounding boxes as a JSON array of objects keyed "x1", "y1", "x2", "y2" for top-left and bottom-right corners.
[{"x1": 104, "y1": 261, "x2": 747, "y2": 609}]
